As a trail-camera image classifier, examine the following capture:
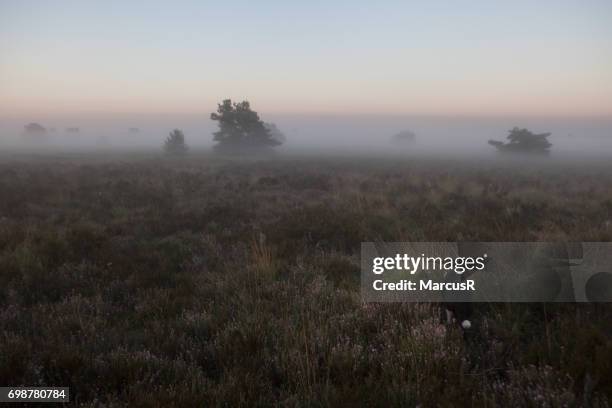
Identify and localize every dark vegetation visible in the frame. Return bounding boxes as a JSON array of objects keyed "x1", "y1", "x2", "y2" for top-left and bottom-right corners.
[
  {"x1": 0, "y1": 153, "x2": 611, "y2": 406},
  {"x1": 392, "y1": 130, "x2": 416, "y2": 145},
  {"x1": 22, "y1": 123, "x2": 47, "y2": 141},
  {"x1": 164, "y1": 129, "x2": 189, "y2": 156},
  {"x1": 489, "y1": 127, "x2": 553, "y2": 154},
  {"x1": 24, "y1": 123, "x2": 46, "y2": 134},
  {"x1": 211, "y1": 99, "x2": 283, "y2": 154}
]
